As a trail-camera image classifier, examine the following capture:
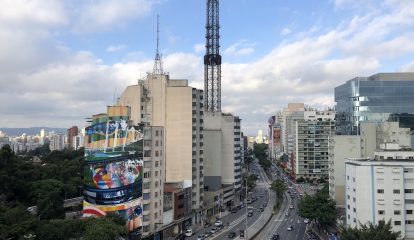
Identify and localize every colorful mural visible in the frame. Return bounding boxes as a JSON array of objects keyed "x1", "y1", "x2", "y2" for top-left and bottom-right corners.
[
  {"x1": 83, "y1": 197, "x2": 143, "y2": 232},
  {"x1": 84, "y1": 158, "x2": 143, "y2": 190},
  {"x1": 83, "y1": 106, "x2": 143, "y2": 233}
]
